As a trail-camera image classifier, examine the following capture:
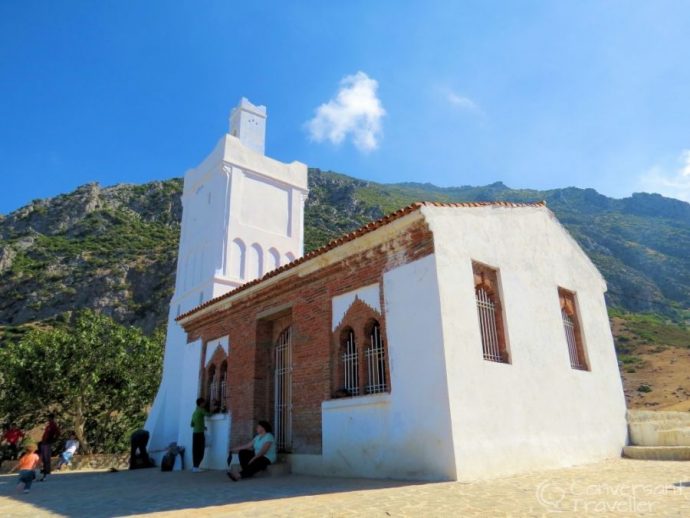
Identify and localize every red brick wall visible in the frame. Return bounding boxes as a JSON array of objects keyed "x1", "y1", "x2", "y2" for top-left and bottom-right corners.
[{"x1": 183, "y1": 218, "x2": 434, "y2": 454}]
